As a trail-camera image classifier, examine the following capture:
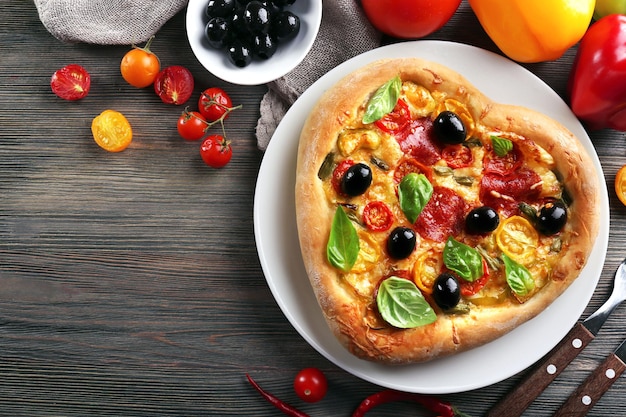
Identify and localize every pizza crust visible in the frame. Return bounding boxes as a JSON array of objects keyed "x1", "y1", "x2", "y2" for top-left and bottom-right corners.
[{"x1": 295, "y1": 58, "x2": 600, "y2": 364}]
